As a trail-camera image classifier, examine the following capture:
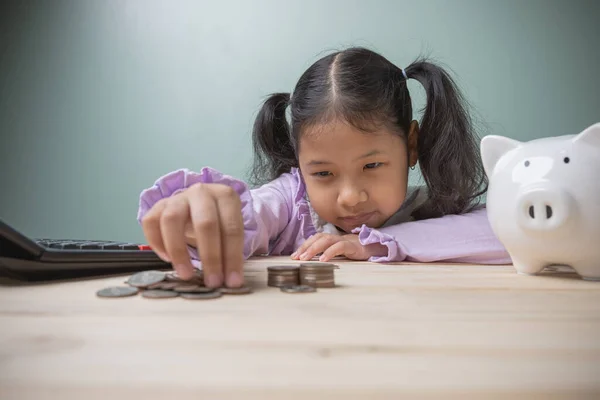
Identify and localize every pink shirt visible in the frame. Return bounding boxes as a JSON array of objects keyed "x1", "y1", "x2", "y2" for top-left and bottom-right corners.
[{"x1": 137, "y1": 167, "x2": 512, "y2": 265}]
